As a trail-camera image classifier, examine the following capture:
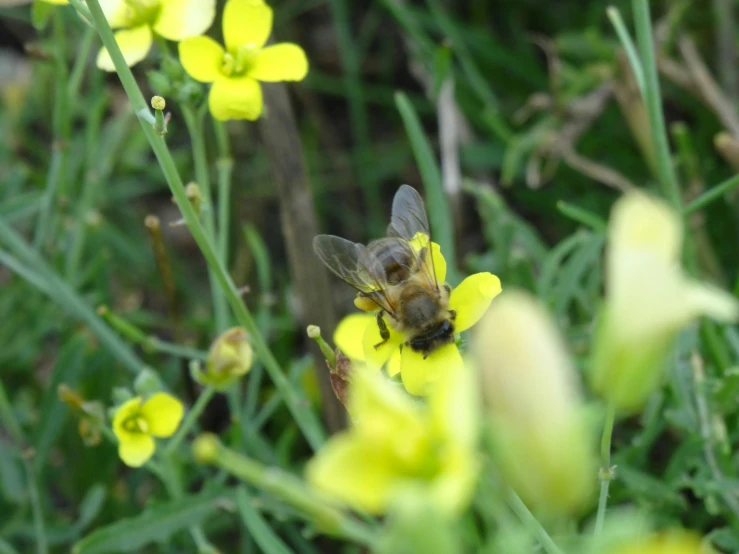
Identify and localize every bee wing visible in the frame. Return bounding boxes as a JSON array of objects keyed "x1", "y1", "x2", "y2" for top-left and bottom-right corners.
[
  {"x1": 386, "y1": 185, "x2": 440, "y2": 290},
  {"x1": 313, "y1": 234, "x2": 398, "y2": 314},
  {"x1": 387, "y1": 185, "x2": 430, "y2": 240}
]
